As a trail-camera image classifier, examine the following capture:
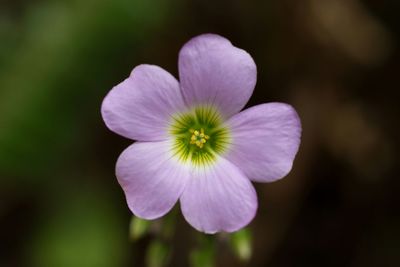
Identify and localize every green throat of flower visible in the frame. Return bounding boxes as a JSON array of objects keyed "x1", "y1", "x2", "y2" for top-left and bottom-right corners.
[{"x1": 169, "y1": 106, "x2": 230, "y2": 166}]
